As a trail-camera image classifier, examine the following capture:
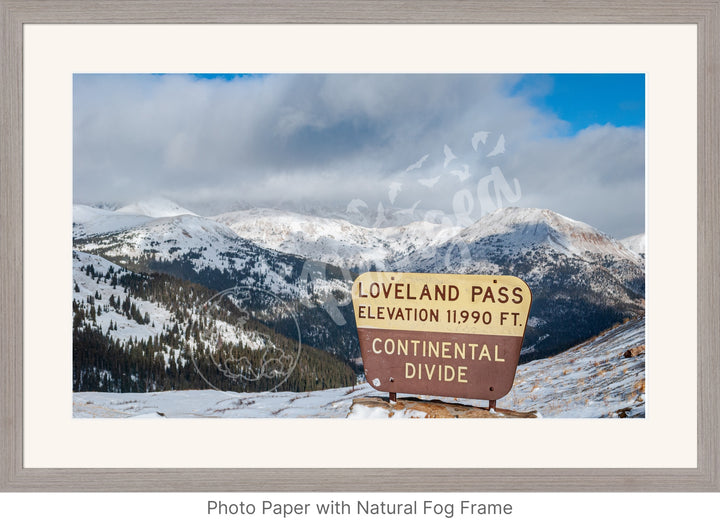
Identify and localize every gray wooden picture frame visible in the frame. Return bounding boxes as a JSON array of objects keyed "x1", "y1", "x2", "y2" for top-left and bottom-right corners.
[{"x1": 1, "y1": 0, "x2": 718, "y2": 492}]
